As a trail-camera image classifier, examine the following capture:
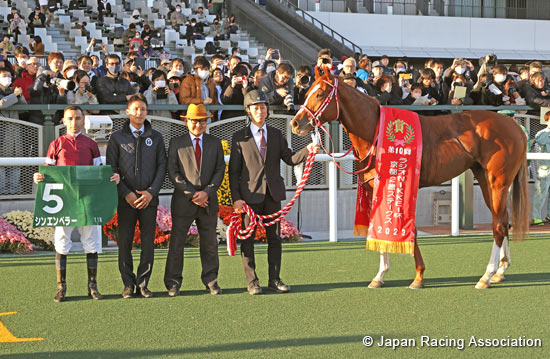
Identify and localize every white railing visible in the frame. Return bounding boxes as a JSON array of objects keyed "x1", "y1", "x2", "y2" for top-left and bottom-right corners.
[{"x1": 2, "y1": 152, "x2": 550, "y2": 241}]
